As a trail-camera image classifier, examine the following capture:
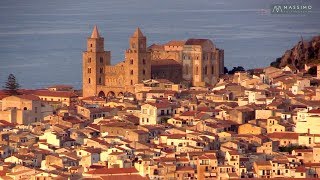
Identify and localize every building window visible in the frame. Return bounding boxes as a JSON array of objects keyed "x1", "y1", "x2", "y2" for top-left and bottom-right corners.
[
  {"x1": 99, "y1": 77, "x2": 102, "y2": 84},
  {"x1": 100, "y1": 68, "x2": 103, "y2": 74},
  {"x1": 88, "y1": 68, "x2": 91, "y2": 73},
  {"x1": 211, "y1": 65, "x2": 214, "y2": 75},
  {"x1": 143, "y1": 69, "x2": 146, "y2": 75},
  {"x1": 88, "y1": 58, "x2": 91, "y2": 63},
  {"x1": 161, "y1": 110, "x2": 164, "y2": 115},
  {"x1": 23, "y1": 107, "x2": 27, "y2": 110},
  {"x1": 90, "y1": 44, "x2": 92, "y2": 47},
  {"x1": 88, "y1": 78, "x2": 91, "y2": 84},
  {"x1": 130, "y1": 59, "x2": 134, "y2": 64},
  {"x1": 130, "y1": 70, "x2": 134, "y2": 75},
  {"x1": 204, "y1": 66, "x2": 208, "y2": 75},
  {"x1": 100, "y1": 57, "x2": 103, "y2": 63},
  {"x1": 130, "y1": 80, "x2": 133, "y2": 85},
  {"x1": 309, "y1": 137, "x2": 312, "y2": 144},
  {"x1": 195, "y1": 66, "x2": 199, "y2": 75},
  {"x1": 143, "y1": 59, "x2": 146, "y2": 64},
  {"x1": 185, "y1": 65, "x2": 189, "y2": 75}
]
